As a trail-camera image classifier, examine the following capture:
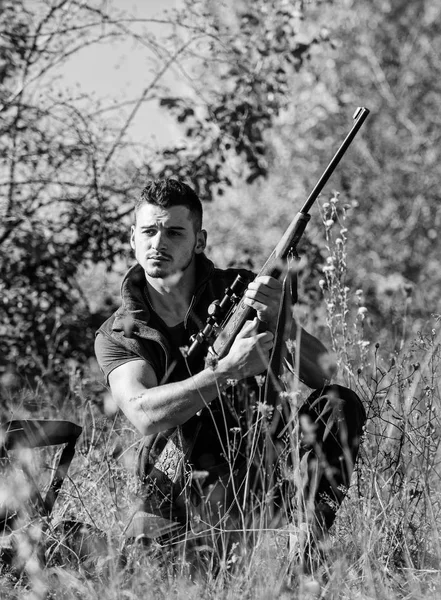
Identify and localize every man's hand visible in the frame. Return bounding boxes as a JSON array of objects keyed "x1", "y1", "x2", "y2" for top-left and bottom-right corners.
[
  {"x1": 219, "y1": 318, "x2": 274, "y2": 380},
  {"x1": 243, "y1": 275, "x2": 283, "y2": 330}
]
